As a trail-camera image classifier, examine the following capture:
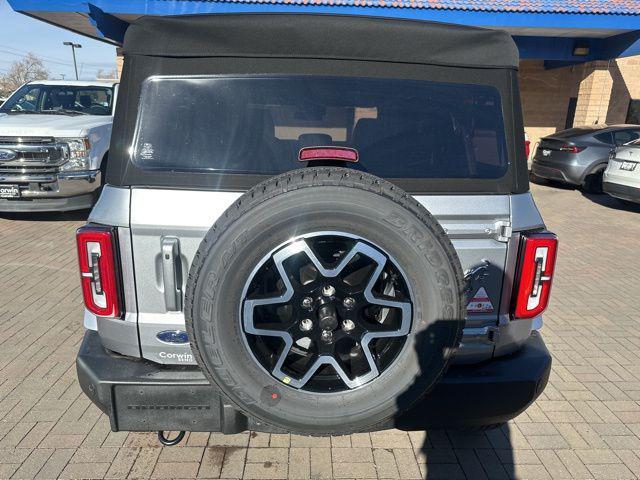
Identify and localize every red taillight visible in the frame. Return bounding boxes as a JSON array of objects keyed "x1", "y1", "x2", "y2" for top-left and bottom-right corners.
[
  {"x1": 76, "y1": 226, "x2": 122, "y2": 318},
  {"x1": 559, "y1": 145, "x2": 585, "y2": 154},
  {"x1": 524, "y1": 140, "x2": 531, "y2": 158},
  {"x1": 512, "y1": 232, "x2": 558, "y2": 320},
  {"x1": 299, "y1": 146, "x2": 359, "y2": 163}
]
